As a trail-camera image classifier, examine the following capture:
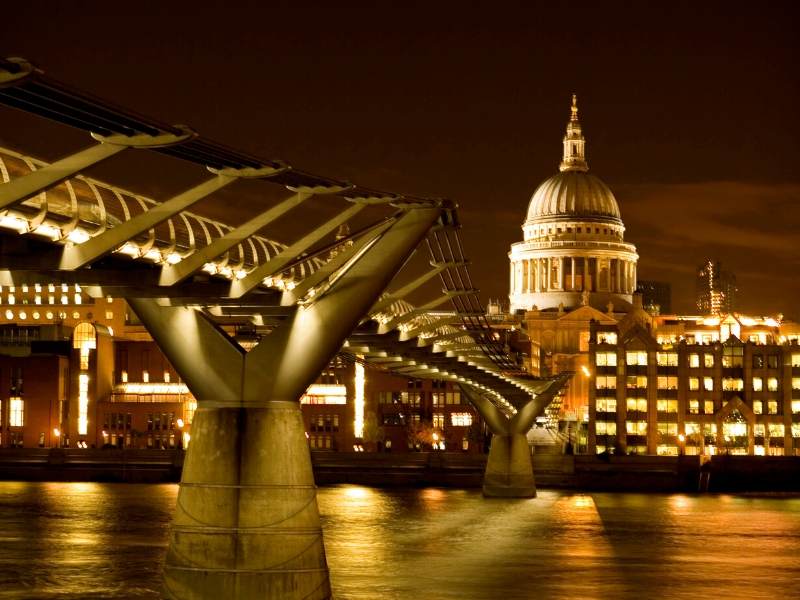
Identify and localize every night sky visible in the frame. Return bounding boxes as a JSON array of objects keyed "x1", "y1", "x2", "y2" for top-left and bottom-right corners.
[{"x1": 1, "y1": 1, "x2": 798, "y2": 317}]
